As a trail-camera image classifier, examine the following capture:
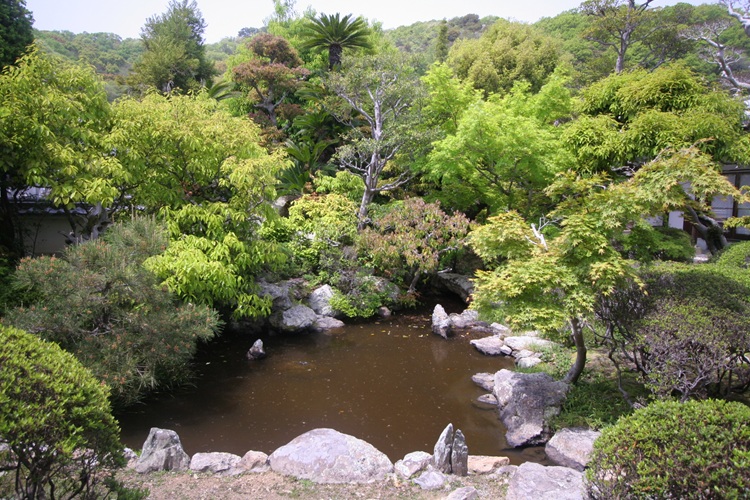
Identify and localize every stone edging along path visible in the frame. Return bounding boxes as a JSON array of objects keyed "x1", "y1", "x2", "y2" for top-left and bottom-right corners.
[{"x1": 125, "y1": 424, "x2": 593, "y2": 499}]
